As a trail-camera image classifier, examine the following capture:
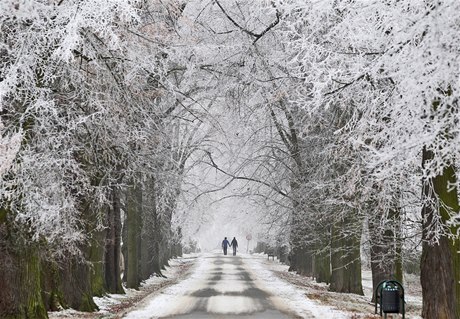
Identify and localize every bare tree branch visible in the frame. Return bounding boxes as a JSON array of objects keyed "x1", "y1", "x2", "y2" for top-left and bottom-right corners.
[
  {"x1": 204, "y1": 150, "x2": 290, "y2": 199},
  {"x1": 325, "y1": 74, "x2": 365, "y2": 96},
  {"x1": 214, "y1": 0, "x2": 280, "y2": 44}
]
